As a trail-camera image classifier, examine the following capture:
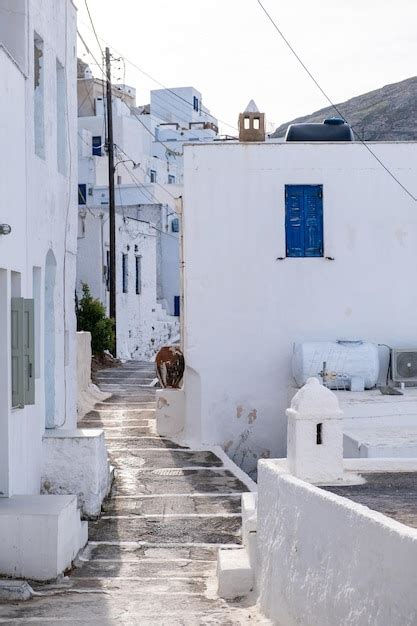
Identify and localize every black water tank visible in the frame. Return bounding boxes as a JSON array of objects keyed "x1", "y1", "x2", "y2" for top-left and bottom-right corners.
[{"x1": 285, "y1": 117, "x2": 354, "y2": 142}]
